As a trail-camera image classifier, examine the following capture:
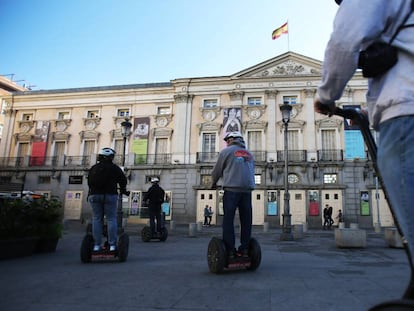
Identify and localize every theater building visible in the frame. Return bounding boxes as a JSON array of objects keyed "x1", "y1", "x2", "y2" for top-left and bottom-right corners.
[{"x1": 0, "y1": 52, "x2": 394, "y2": 229}]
